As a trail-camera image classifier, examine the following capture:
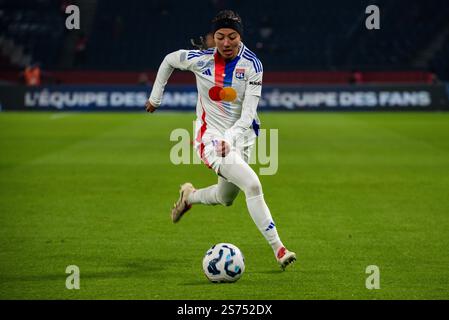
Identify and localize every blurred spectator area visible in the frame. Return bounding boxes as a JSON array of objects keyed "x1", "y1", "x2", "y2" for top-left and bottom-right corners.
[
  {"x1": 0, "y1": 0, "x2": 65, "y2": 70},
  {"x1": 85, "y1": 0, "x2": 449, "y2": 74},
  {"x1": 0, "y1": 0, "x2": 448, "y2": 81}
]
